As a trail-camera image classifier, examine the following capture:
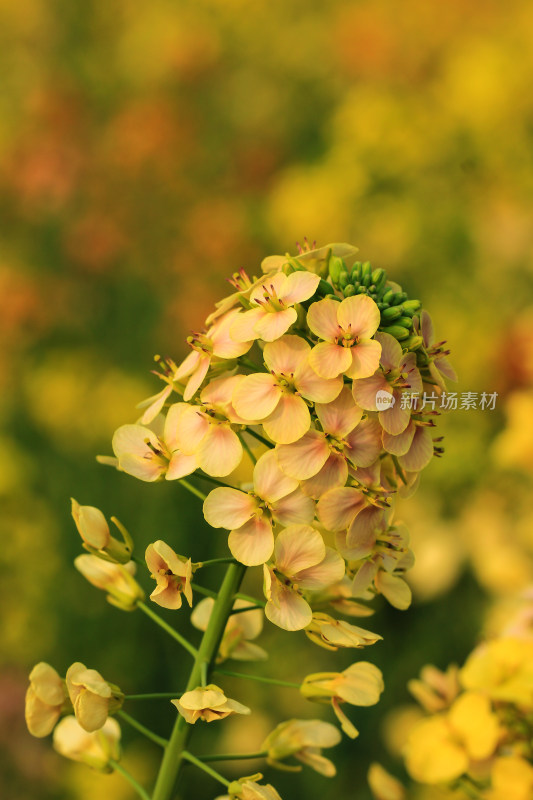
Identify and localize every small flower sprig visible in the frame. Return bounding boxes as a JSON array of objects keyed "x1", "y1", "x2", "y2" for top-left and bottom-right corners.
[{"x1": 26, "y1": 242, "x2": 455, "y2": 800}]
